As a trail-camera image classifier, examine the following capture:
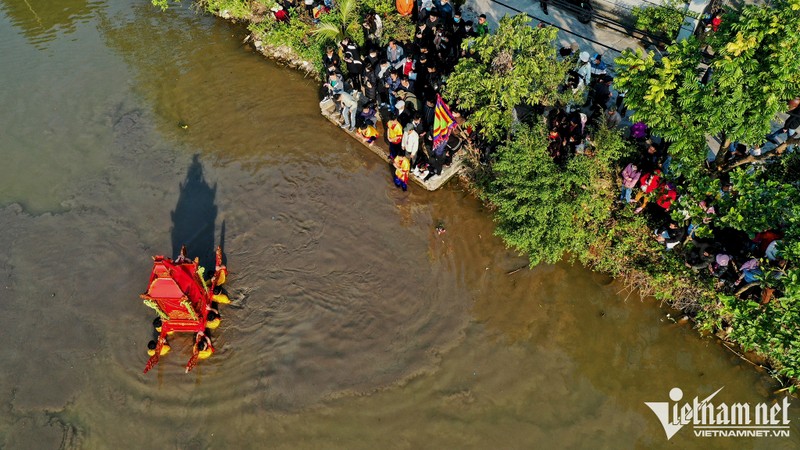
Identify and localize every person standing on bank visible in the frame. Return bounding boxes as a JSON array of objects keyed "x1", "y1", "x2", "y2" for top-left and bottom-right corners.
[
  {"x1": 402, "y1": 124, "x2": 420, "y2": 171},
  {"x1": 767, "y1": 101, "x2": 800, "y2": 145},
  {"x1": 576, "y1": 51, "x2": 592, "y2": 93},
  {"x1": 335, "y1": 92, "x2": 357, "y2": 131},
  {"x1": 387, "y1": 114, "x2": 404, "y2": 160}
]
